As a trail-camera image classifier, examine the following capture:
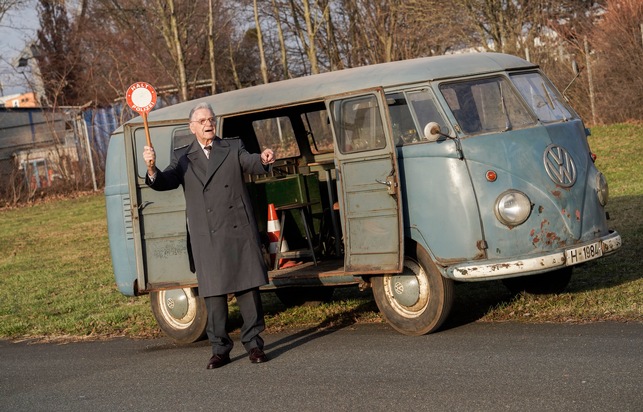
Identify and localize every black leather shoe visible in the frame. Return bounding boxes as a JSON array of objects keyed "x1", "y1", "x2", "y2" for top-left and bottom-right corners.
[
  {"x1": 206, "y1": 354, "x2": 230, "y2": 369},
  {"x1": 248, "y1": 348, "x2": 268, "y2": 363}
]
